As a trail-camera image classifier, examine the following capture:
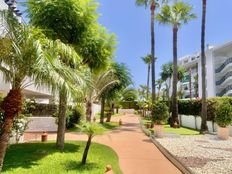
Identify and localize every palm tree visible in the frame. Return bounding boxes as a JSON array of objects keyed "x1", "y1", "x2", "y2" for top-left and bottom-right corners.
[
  {"x1": 189, "y1": 68, "x2": 192, "y2": 99},
  {"x1": 156, "y1": 79, "x2": 163, "y2": 100},
  {"x1": 84, "y1": 69, "x2": 119, "y2": 123},
  {"x1": 136, "y1": 0, "x2": 165, "y2": 113},
  {"x1": 99, "y1": 63, "x2": 132, "y2": 123},
  {"x1": 141, "y1": 55, "x2": 152, "y2": 98},
  {"x1": 78, "y1": 122, "x2": 105, "y2": 165},
  {"x1": 160, "y1": 63, "x2": 173, "y2": 101},
  {"x1": 26, "y1": 0, "x2": 116, "y2": 150},
  {"x1": 157, "y1": 1, "x2": 196, "y2": 127},
  {"x1": 0, "y1": 12, "x2": 78, "y2": 171},
  {"x1": 200, "y1": 0, "x2": 208, "y2": 133}
]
